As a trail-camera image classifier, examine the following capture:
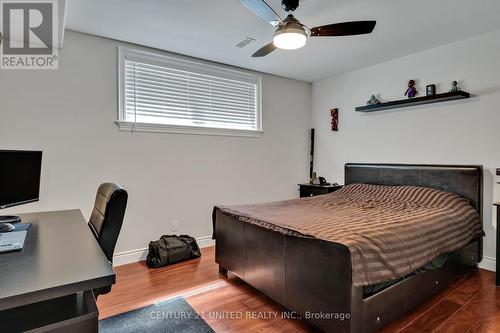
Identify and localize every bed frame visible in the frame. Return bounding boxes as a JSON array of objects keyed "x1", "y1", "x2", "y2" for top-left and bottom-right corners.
[{"x1": 214, "y1": 164, "x2": 483, "y2": 333}]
